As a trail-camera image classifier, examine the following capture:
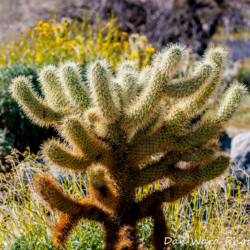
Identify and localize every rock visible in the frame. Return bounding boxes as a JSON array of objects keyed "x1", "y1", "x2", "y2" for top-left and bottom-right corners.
[{"x1": 230, "y1": 132, "x2": 250, "y2": 190}]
